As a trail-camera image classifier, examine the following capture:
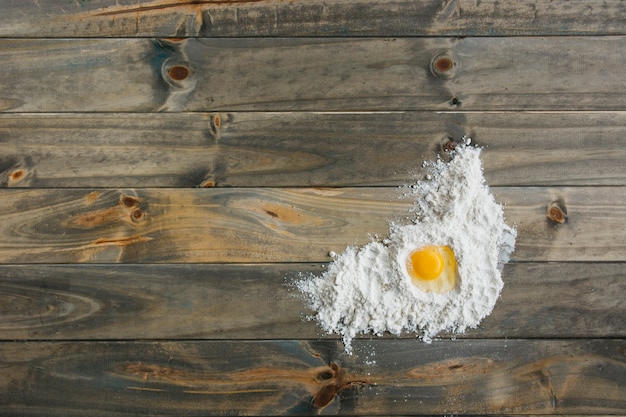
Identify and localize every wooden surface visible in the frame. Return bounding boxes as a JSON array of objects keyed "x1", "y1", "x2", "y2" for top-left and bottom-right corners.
[
  {"x1": 2, "y1": 340, "x2": 625, "y2": 415},
  {"x1": 1, "y1": 0, "x2": 625, "y2": 37},
  {"x1": 1, "y1": 263, "x2": 624, "y2": 340},
  {"x1": 2, "y1": 112, "x2": 625, "y2": 187},
  {"x1": 2, "y1": 37, "x2": 625, "y2": 112},
  {"x1": 0, "y1": 0, "x2": 624, "y2": 416},
  {"x1": 0, "y1": 187, "x2": 624, "y2": 263}
]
